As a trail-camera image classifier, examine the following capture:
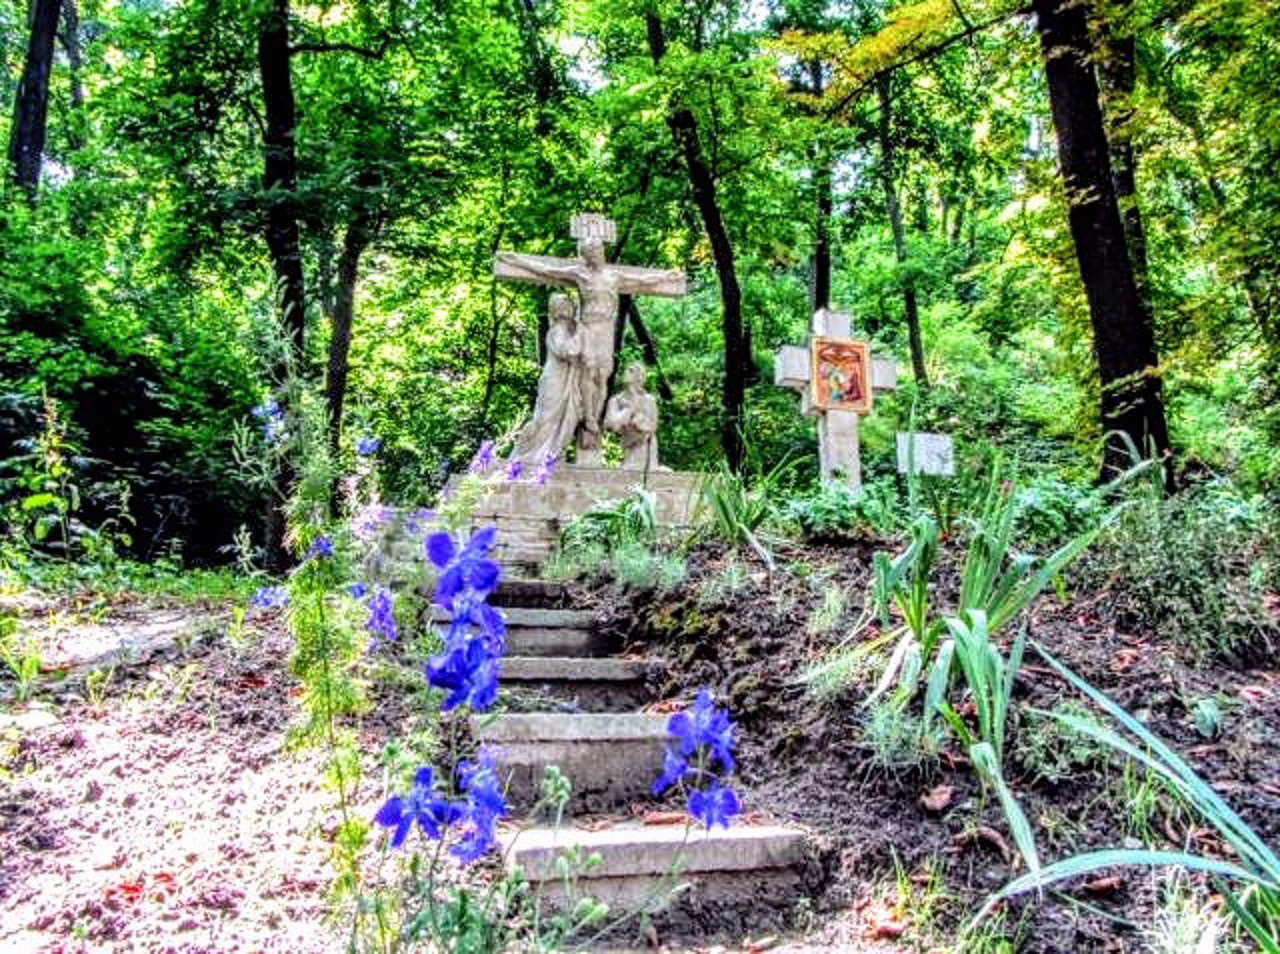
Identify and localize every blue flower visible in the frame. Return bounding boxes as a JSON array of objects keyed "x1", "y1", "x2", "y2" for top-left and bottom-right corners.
[
  {"x1": 425, "y1": 638, "x2": 500, "y2": 711},
  {"x1": 688, "y1": 783, "x2": 740, "y2": 830},
  {"x1": 251, "y1": 585, "x2": 288, "y2": 610},
  {"x1": 365, "y1": 587, "x2": 397, "y2": 646},
  {"x1": 444, "y1": 599, "x2": 506, "y2": 653},
  {"x1": 425, "y1": 526, "x2": 501, "y2": 610},
  {"x1": 252, "y1": 401, "x2": 286, "y2": 443},
  {"x1": 505, "y1": 459, "x2": 523, "y2": 481},
  {"x1": 667, "y1": 689, "x2": 736, "y2": 773},
  {"x1": 305, "y1": 536, "x2": 334, "y2": 561},
  {"x1": 373, "y1": 767, "x2": 462, "y2": 848},
  {"x1": 451, "y1": 748, "x2": 508, "y2": 864},
  {"x1": 356, "y1": 436, "x2": 381, "y2": 456},
  {"x1": 533, "y1": 454, "x2": 557, "y2": 485},
  {"x1": 348, "y1": 582, "x2": 369, "y2": 599},
  {"x1": 469, "y1": 439, "x2": 496, "y2": 474},
  {"x1": 651, "y1": 749, "x2": 689, "y2": 796}
]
